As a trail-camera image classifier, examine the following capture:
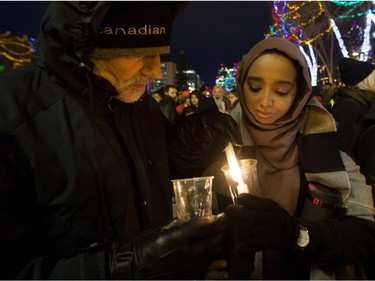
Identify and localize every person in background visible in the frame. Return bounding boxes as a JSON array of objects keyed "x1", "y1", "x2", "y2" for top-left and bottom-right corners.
[
  {"x1": 330, "y1": 57, "x2": 375, "y2": 144},
  {"x1": 0, "y1": 2, "x2": 242, "y2": 279},
  {"x1": 330, "y1": 57, "x2": 375, "y2": 204},
  {"x1": 227, "y1": 89, "x2": 242, "y2": 128},
  {"x1": 157, "y1": 85, "x2": 179, "y2": 124},
  {"x1": 227, "y1": 89, "x2": 240, "y2": 114},
  {"x1": 352, "y1": 99, "x2": 375, "y2": 279},
  {"x1": 181, "y1": 90, "x2": 202, "y2": 117},
  {"x1": 311, "y1": 86, "x2": 328, "y2": 108},
  {"x1": 176, "y1": 89, "x2": 190, "y2": 116},
  {"x1": 151, "y1": 89, "x2": 163, "y2": 104},
  {"x1": 352, "y1": 99, "x2": 375, "y2": 193},
  {"x1": 212, "y1": 85, "x2": 230, "y2": 113},
  {"x1": 212, "y1": 37, "x2": 375, "y2": 279},
  {"x1": 164, "y1": 84, "x2": 179, "y2": 103},
  {"x1": 158, "y1": 86, "x2": 179, "y2": 125}
]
